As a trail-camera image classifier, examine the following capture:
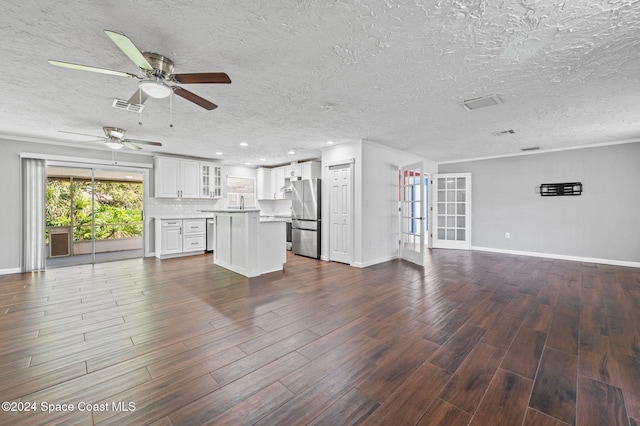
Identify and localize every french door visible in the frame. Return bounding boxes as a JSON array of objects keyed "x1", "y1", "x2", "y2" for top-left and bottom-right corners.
[
  {"x1": 399, "y1": 162, "x2": 426, "y2": 266},
  {"x1": 432, "y1": 173, "x2": 471, "y2": 250}
]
